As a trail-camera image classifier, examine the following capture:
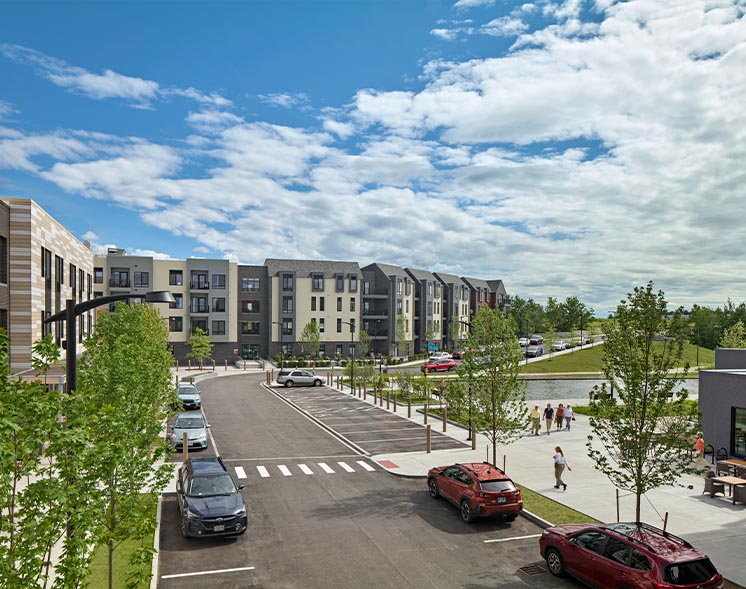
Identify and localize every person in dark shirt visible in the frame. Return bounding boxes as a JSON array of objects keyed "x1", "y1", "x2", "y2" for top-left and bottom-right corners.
[{"x1": 543, "y1": 403, "x2": 554, "y2": 435}]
